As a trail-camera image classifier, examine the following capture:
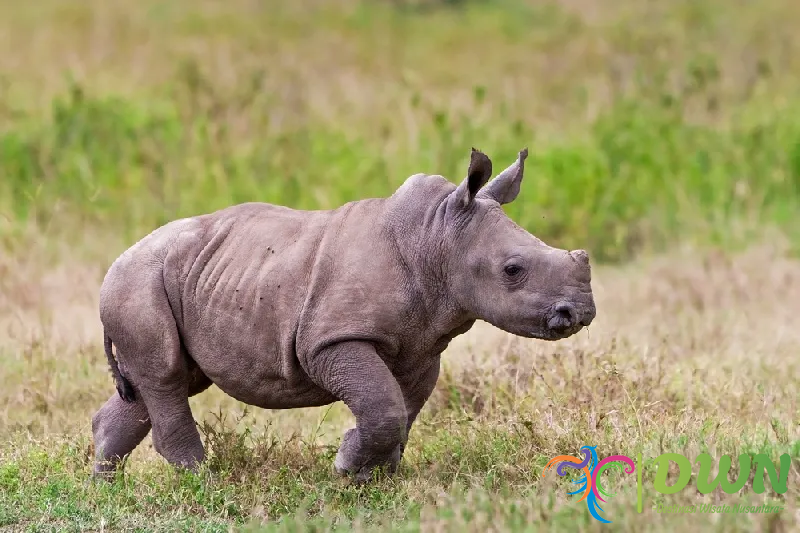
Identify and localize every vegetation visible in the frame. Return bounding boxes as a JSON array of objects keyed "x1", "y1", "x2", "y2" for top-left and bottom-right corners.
[
  {"x1": 1, "y1": 0, "x2": 798, "y2": 530},
  {"x1": 3, "y1": 0, "x2": 800, "y2": 260}
]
